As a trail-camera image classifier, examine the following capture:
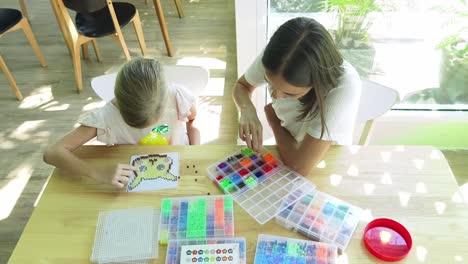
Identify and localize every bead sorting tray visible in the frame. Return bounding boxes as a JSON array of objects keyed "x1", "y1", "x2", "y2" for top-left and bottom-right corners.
[
  {"x1": 159, "y1": 195, "x2": 235, "y2": 245},
  {"x1": 275, "y1": 190, "x2": 361, "y2": 252},
  {"x1": 207, "y1": 148, "x2": 316, "y2": 224},
  {"x1": 254, "y1": 234, "x2": 337, "y2": 264}
]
